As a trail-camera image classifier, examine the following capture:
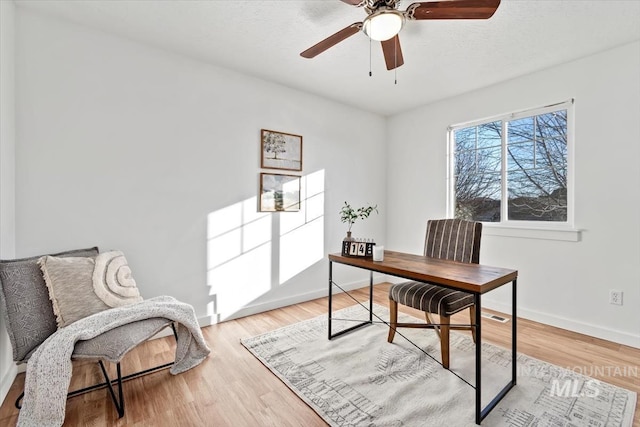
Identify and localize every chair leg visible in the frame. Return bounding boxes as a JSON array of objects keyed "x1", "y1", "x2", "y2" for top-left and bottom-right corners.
[
  {"x1": 387, "y1": 299, "x2": 398, "y2": 343},
  {"x1": 470, "y1": 305, "x2": 477, "y2": 343},
  {"x1": 15, "y1": 391, "x2": 24, "y2": 409},
  {"x1": 99, "y1": 361, "x2": 125, "y2": 418},
  {"x1": 440, "y1": 314, "x2": 451, "y2": 369}
]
